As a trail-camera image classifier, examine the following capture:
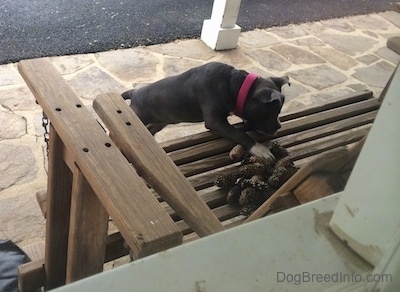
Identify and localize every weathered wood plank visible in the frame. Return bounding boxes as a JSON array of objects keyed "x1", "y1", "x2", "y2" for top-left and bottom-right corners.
[
  {"x1": 277, "y1": 110, "x2": 377, "y2": 148},
  {"x1": 33, "y1": 124, "x2": 369, "y2": 238},
  {"x1": 35, "y1": 190, "x2": 47, "y2": 218},
  {"x1": 17, "y1": 205, "x2": 241, "y2": 292},
  {"x1": 93, "y1": 92, "x2": 225, "y2": 237},
  {"x1": 174, "y1": 204, "x2": 241, "y2": 235},
  {"x1": 268, "y1": 192, "x2": 300, "y2": 214},
  {"x1": 18, "y1": 58, "x2": 182, "y2": 259},
  {"x1": 287, "y1": 125, "x2": 370, "y2": 161},
  {"x1": 159, "y1": 90, "x2": 373, "y2": 152},
  {"x1": 21, "y1": 242, "x2": 45, "y2": 262},
  {"x1": 165, "y1": 98, "x2": 380, "y2": 166},
  {"x1": 18, "y1": 259, "x2": 45, "y2": 292},
  {"x1": 169, "y1": 138, "x2": 235, "y2": 166},
  {"x1": 141, "y1": 121, "x2": 373, "y2": 209},
  {"x1": 279, "y1": 90, "x2": 373, "y2": 122},
  {"x1": 19, "y1": 242, "x2": 45, "y2": 292},
  {"x1": 293, "y1": 173, "x2": 347, "y2": 204},
  {"x1": 66, "y1": 167, "x2": 109, "y2": 283},
  {"x1": 278, "y1": 98, "x2": 380, "y2": 137},
  {"x1": 105, "y1": 233, "x2": 130, "y2": 262},
  {"x1": 44, "y1": 125, "x2": 73, "y2": 290},
  {"x1": 176, "y1": 103, "x2": 378, "y2": 175},
  {"x1": 182, "y1": 124, "x2": 372, "y2": 191}
]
